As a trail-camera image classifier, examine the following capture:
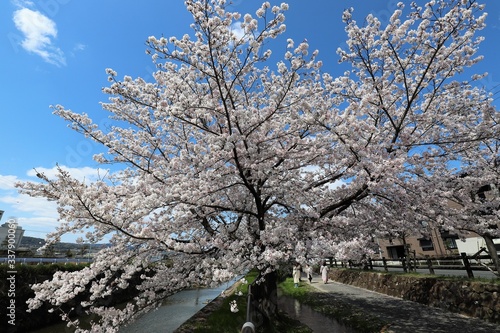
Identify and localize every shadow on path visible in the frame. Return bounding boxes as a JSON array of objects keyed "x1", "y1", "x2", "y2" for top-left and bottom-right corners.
[{"x1": 311, "y1": 279, "x2": 500, "y2": 333}]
